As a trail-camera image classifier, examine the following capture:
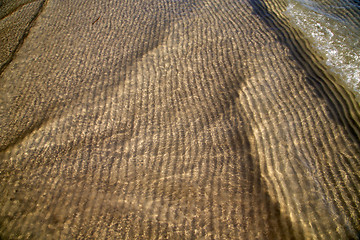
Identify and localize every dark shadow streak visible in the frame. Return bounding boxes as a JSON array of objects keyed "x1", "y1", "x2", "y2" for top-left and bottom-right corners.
[{"x1": 0, "y1": 0, "x2": 47, "y2": 75}]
